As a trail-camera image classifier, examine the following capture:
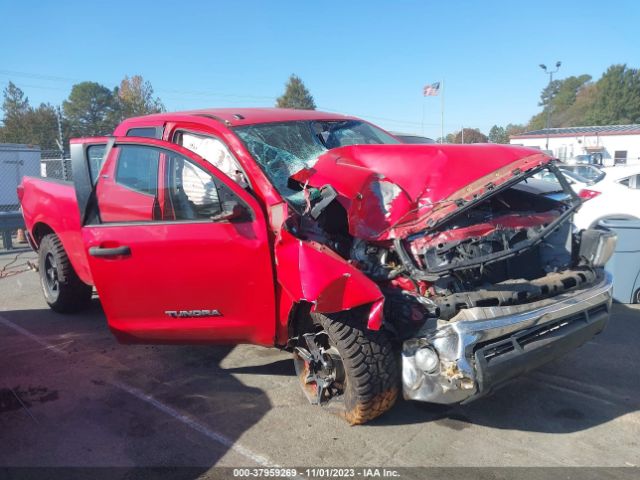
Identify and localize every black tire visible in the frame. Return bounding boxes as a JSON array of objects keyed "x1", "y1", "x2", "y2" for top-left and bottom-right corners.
[
  {"x1": 294, "y1": 307, "x2": 399, "y2": 425},
  {"x1": 634, "y1": 288, "x2": 640, "y2": 304},
  {"x1": 38, "y1": 234, "x2": 92, "y2": 313}
]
